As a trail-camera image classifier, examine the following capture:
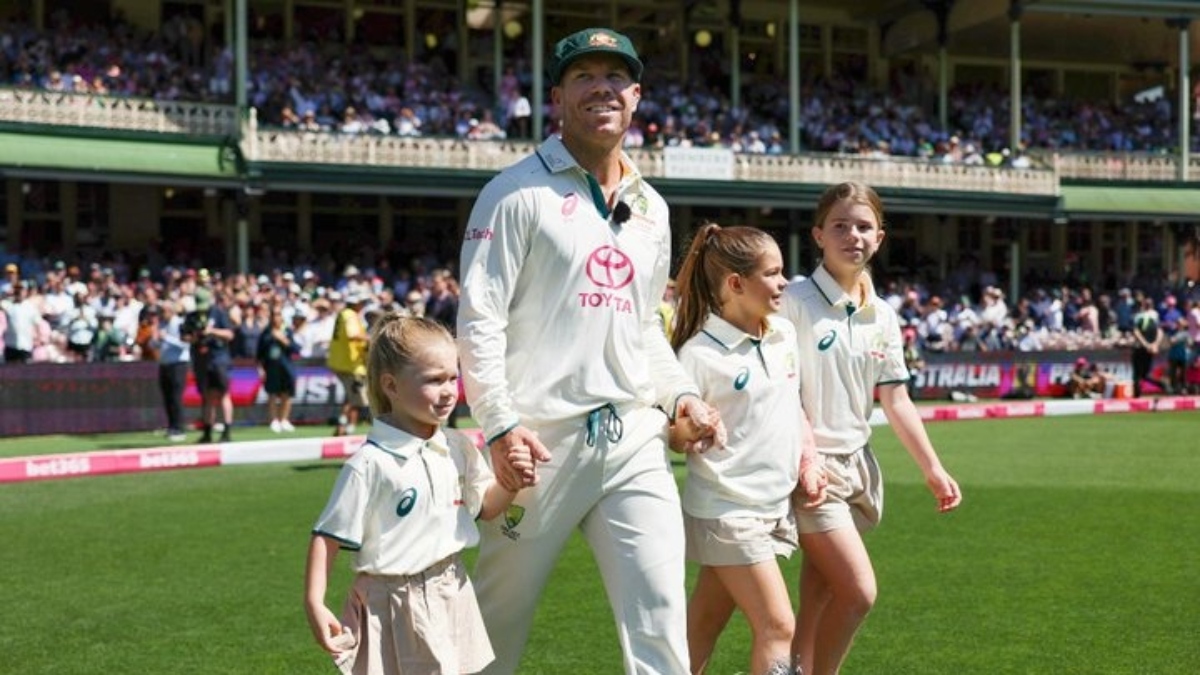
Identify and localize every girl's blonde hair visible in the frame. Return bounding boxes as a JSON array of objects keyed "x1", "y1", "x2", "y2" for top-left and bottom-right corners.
[
  {"x1": 813, "y1": 181, "x2": 885, "y2": 231},
  {"x1": 365, "y1": 312, "x2": 455, "y2": 416},
  {"x1": 670, "y1": 222, "x2": 778, "y2": 352}
]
